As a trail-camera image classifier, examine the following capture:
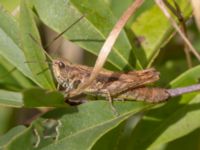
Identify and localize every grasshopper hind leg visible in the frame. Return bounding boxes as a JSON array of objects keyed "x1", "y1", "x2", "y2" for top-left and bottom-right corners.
[
  {"x1": 83, "y1": 88, "x2": 119, "y2": 116},
  {"x1": 98, "y1": 89, "x2": 119, "y2": 116}
]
